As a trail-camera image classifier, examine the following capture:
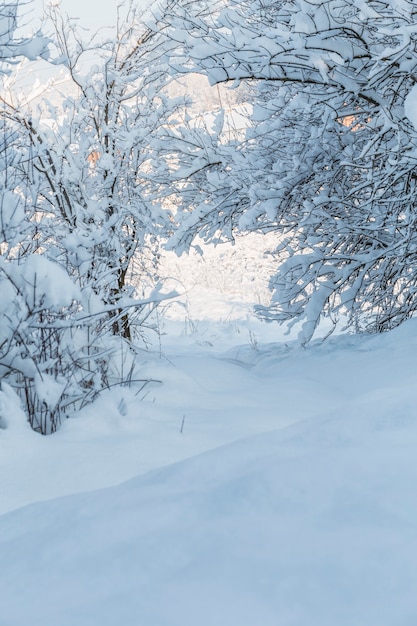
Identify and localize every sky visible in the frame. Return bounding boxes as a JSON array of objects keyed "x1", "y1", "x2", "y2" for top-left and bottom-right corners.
[{"x1": 29, "y1": 0, "x2": 138, "y2": 31}]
